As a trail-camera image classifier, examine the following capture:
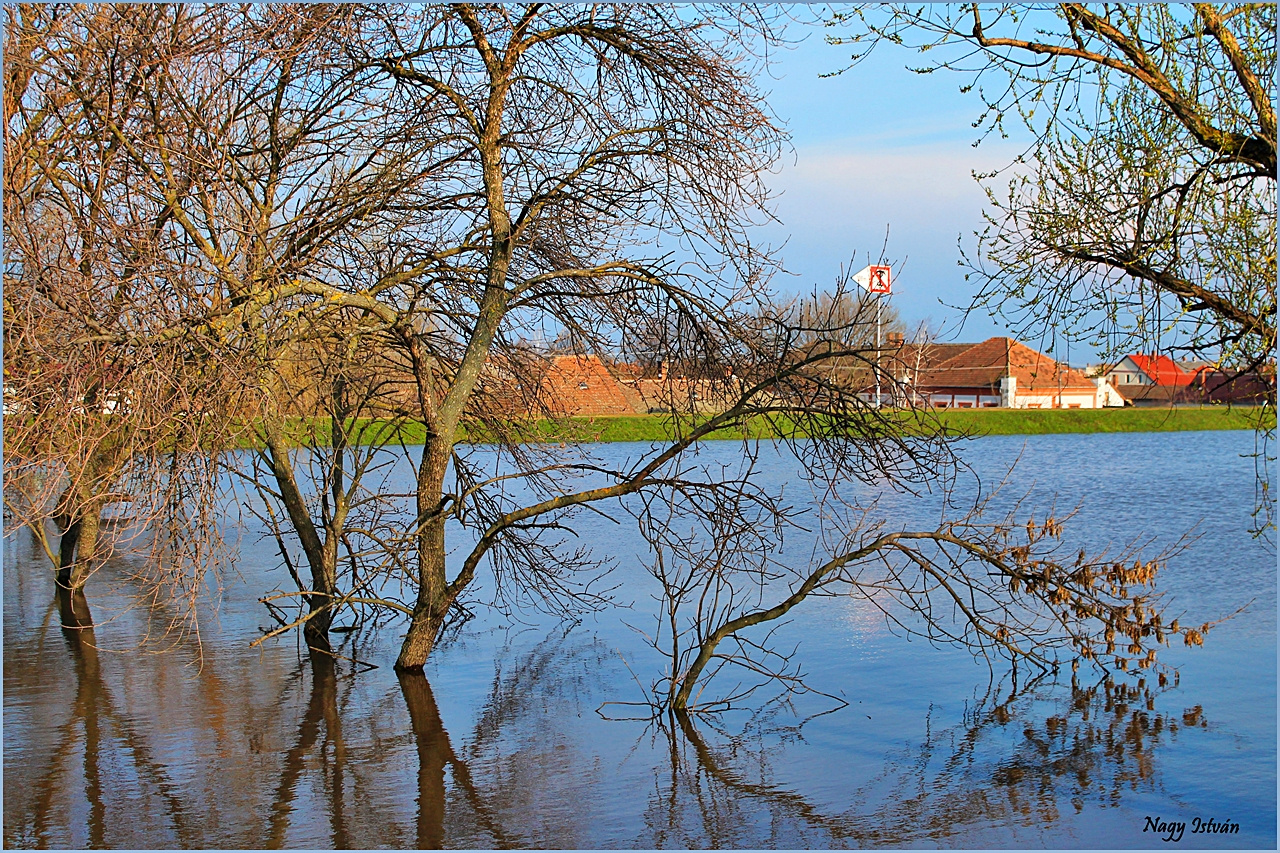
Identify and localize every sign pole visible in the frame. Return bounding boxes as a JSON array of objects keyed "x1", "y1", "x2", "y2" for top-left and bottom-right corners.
[
  {"x1": 853, "y1": 264, "x2": 892, "y2": 409},
  {"x1": 875, "y1": 295, "x2": 881, "y2": 407}
]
